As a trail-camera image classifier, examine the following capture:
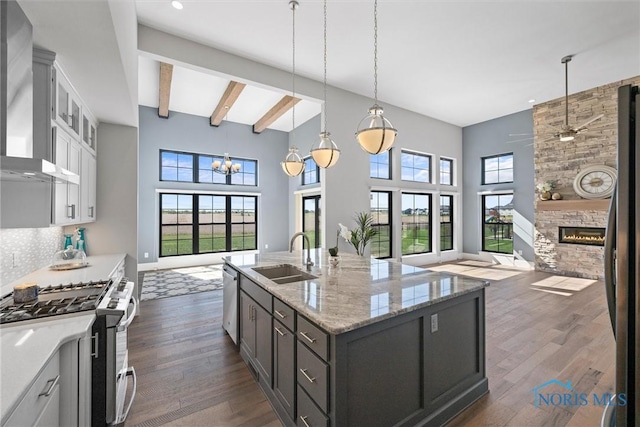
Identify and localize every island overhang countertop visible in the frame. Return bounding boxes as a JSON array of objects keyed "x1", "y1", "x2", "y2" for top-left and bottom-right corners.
[{"x1": 225, "y1": 249, "x2": 489, "y2": 335}]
